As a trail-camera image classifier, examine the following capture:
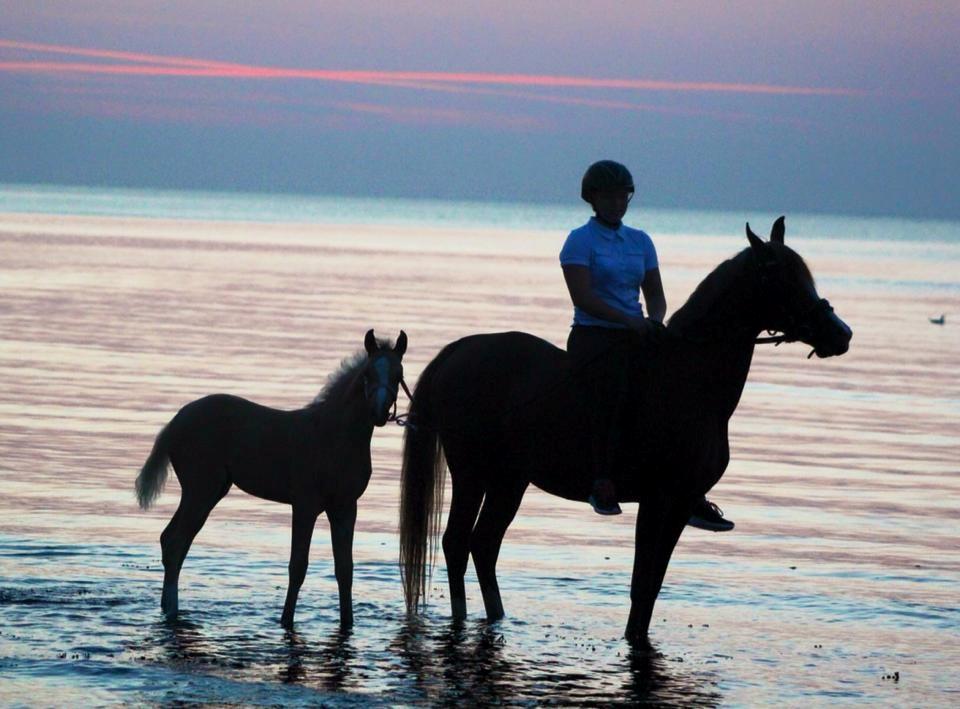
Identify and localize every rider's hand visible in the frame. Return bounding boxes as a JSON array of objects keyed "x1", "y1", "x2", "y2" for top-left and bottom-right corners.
[
  {"x1": 624, "y1": 316, "x2": 650, "y2": 334},
  {"x1": 626, "y1": 317, "x2": 666, "y2": 342}
]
